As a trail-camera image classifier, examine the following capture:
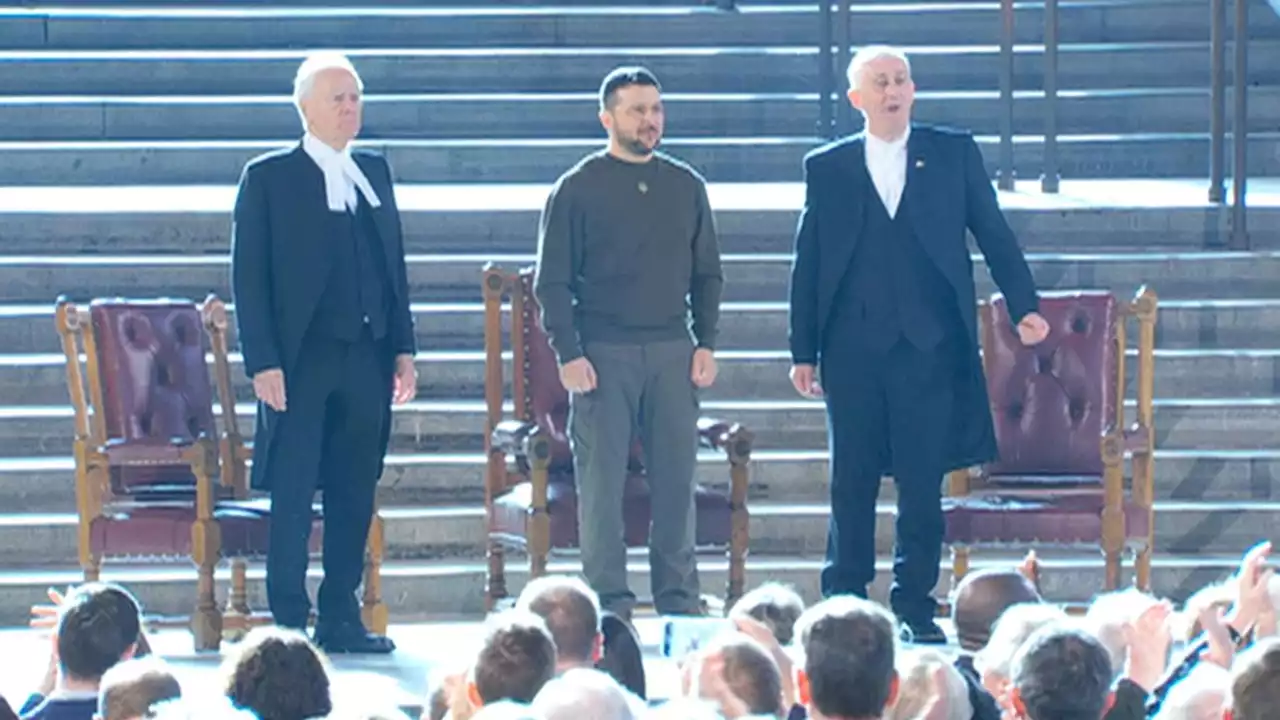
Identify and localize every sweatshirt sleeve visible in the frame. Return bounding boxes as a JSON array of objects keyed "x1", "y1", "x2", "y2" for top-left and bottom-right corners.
[
  {"x1": 533, "y1": 176, "x2": 584, "y2": 364},
  {"x1": 689, "y1": 178, "x2": 724, "y2": 350}
]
